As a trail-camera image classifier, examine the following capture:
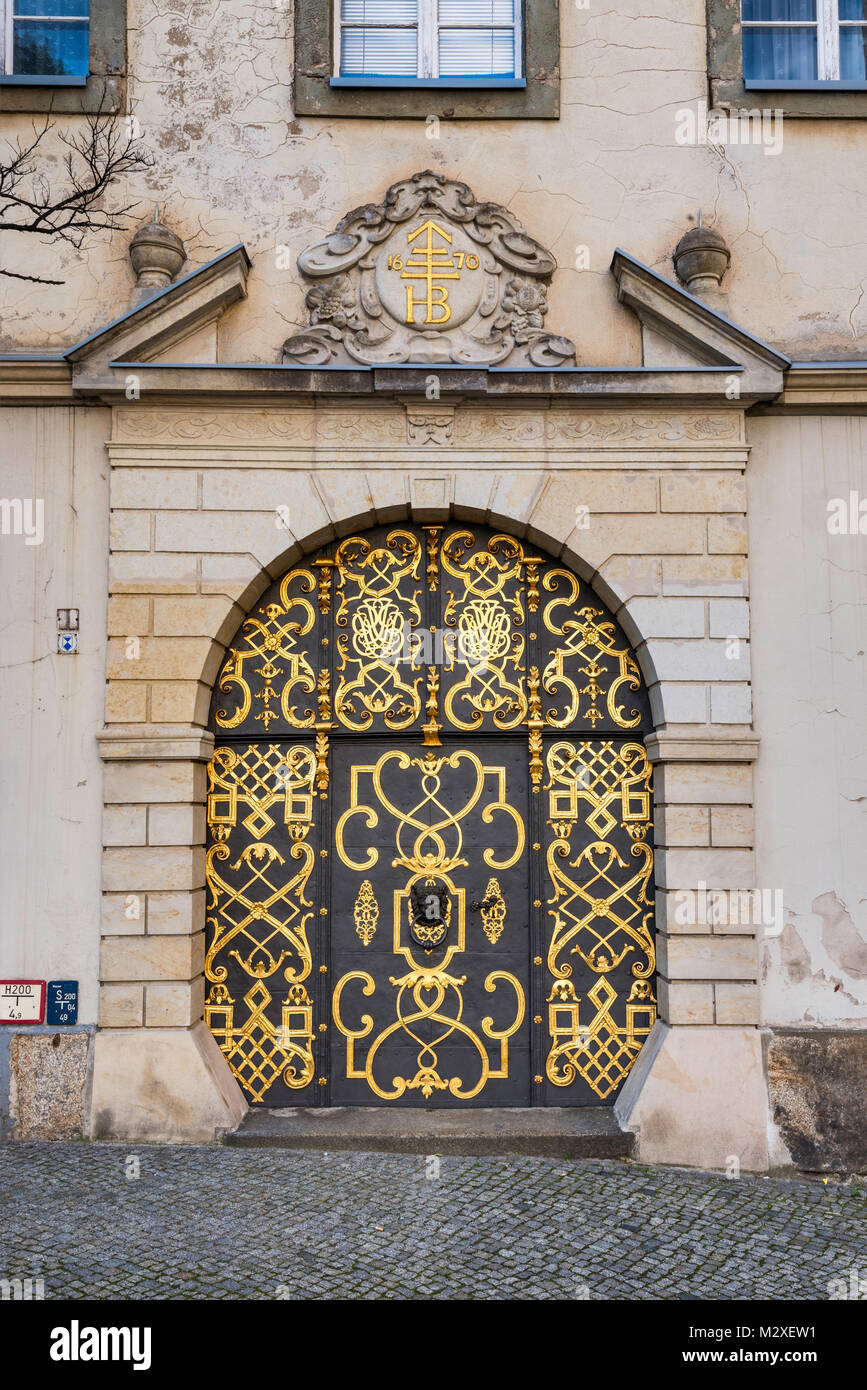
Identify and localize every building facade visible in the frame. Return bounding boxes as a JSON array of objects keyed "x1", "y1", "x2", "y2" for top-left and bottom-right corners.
[{"x1": 1, "y1": 0, "x2": 865, "y2": 1170}]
